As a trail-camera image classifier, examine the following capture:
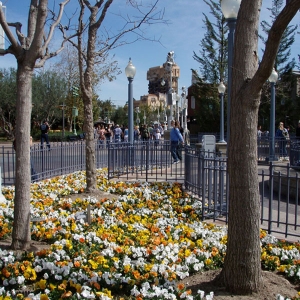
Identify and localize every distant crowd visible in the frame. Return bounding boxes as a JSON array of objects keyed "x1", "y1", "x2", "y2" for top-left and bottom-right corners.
[{"x1": 94, "y1": 122, "x2": 185, "y2": 144}]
